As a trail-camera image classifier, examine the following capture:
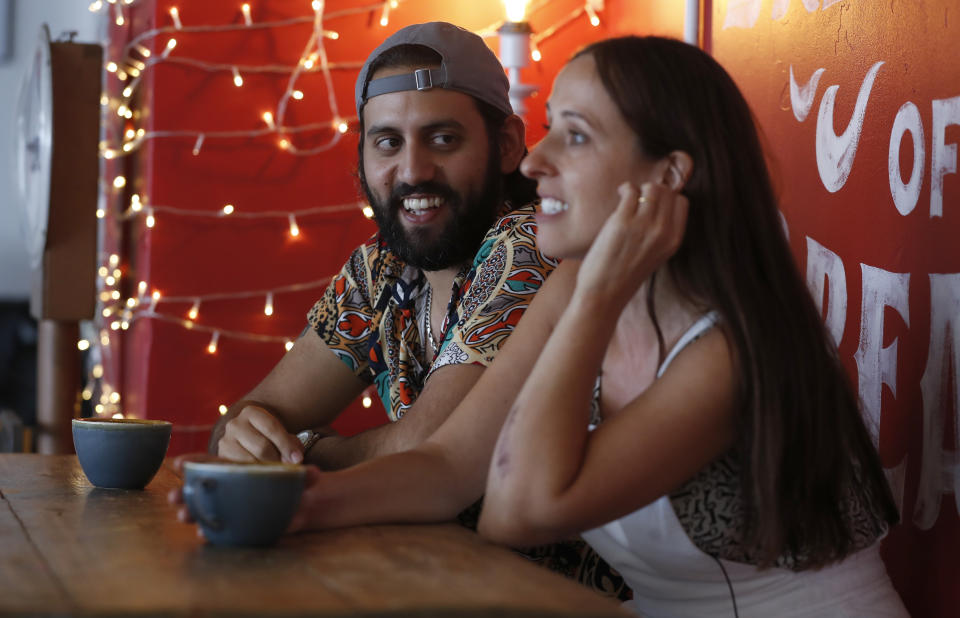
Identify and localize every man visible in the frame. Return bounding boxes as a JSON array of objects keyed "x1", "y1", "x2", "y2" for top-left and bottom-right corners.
[{"x1": 209, "y1": 22, "x2": 554, "y2": 471}]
